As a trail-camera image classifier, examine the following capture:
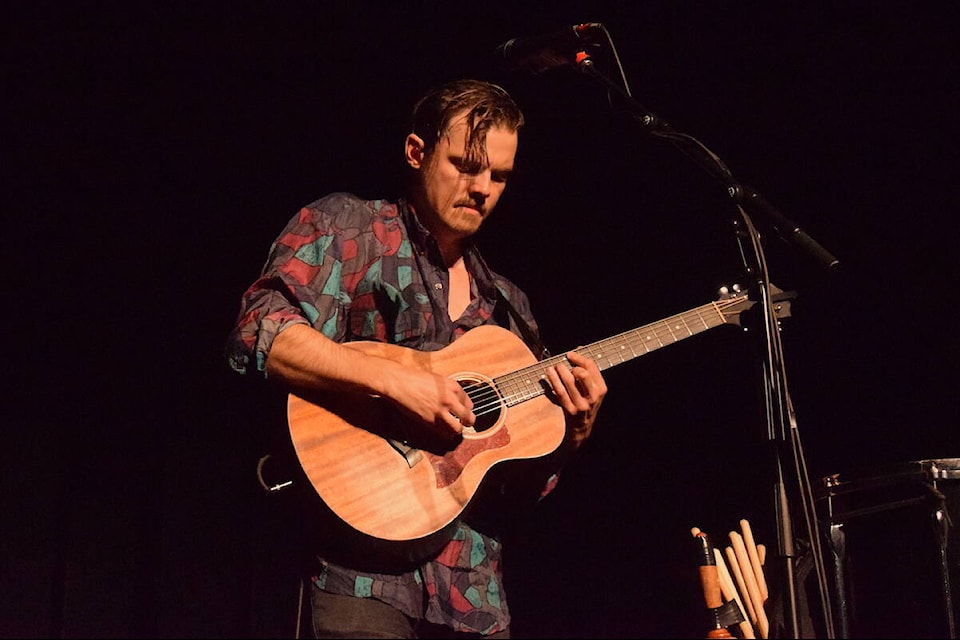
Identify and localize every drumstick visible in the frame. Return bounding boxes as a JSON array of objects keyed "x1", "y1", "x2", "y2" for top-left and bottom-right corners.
[
  {"x1": 731, "y1": 531, "x2": 769, "y2": 638},
  {"x1": 740, "y1": 519, "x2": 769, "y2": 602},
  {"x1": 724, "y1": 544, "x2": 757, "y2": 626},
  {"x1": 714, "y1": 547, "x2": 756, "y2": 639},
  {"x1": 757, "y1": 543, "x2": 766, "y2": 566}
]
